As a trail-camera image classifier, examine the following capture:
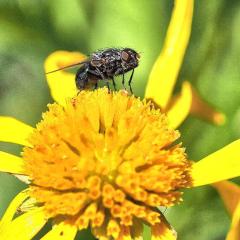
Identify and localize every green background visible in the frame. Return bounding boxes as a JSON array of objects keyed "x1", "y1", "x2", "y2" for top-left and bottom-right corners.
[{"x1": 0, "y1": 1, "x2": 240, "y2": 239}]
